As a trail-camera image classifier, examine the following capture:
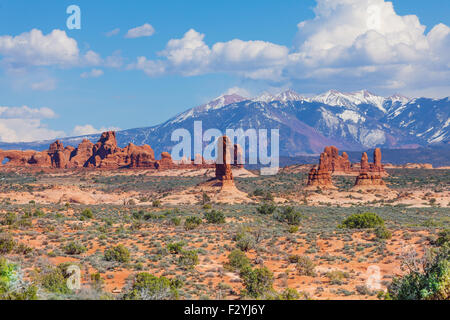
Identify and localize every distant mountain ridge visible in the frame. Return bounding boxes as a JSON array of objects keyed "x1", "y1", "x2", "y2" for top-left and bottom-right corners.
[{"x1": 0, "y1": 90, "x2": 448, "y2": 164}]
